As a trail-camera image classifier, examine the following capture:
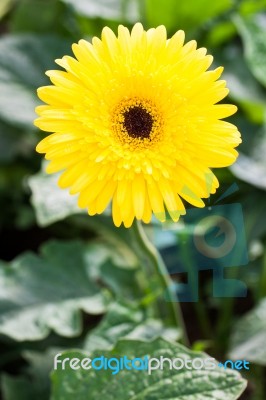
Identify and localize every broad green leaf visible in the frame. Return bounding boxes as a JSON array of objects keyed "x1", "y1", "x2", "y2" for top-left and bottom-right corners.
[
  {"x1": 146, "y1": 0, "x2": 233, "y2": 32},
  {"x1": 69, "y1": 220, "x2": 138, "y2": 270},
  {"x1": 84, "y1": 301, "x2": 179, "y2": 352},
  {"x1": 51, "y1": 338, "x2": 246, "y2": 400},
  {"x1": 0, "y1": 34, "x2": 71, "y2": 129},
  {"x1": 60, "y1": 0, "x2": 139, "y2": 22},
  {"x1": 234, "y1": 13, "x2": 266, "y2": 88},
  {"x1": 229, "y1": 298, "x2": 266, "y2": 365},
  {"x1": 45, "y1": 241, "x2": 139, "y2": 297},
  {"x1": 98, "y1": 259, "x2": 141, "y2": 295},
  {"x1": 28, "y1": 167, "x2": 82, "y2": 227},
  {"x1": 0, "y1": 240, "x2": 106, "y2": 341}
]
